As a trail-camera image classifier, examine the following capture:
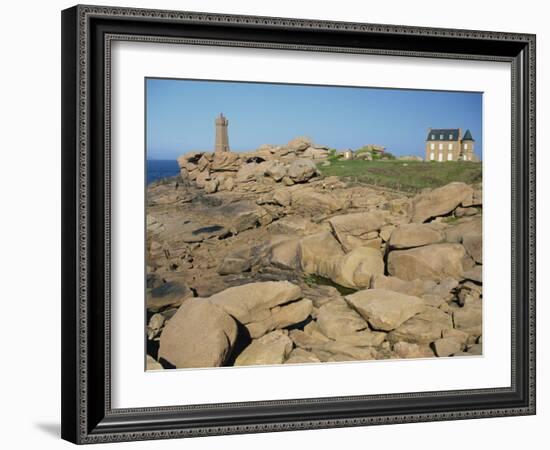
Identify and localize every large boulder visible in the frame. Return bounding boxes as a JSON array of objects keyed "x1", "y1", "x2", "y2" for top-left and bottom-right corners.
[
  {"x1": 387, "y1": 243, "x2": 466, "y2": 282},
  {"x1": 146, "y1": 281, "x2": 193, "y2": 312},
  {"x1": 453, "y1": 305, "x2": 482, "y2": 336},
  {"x1": 287, "y1": 136, "x2": 312, "y2": 152},
  {"x1": 300, "y1": 233, "x2": 384, "y2": 289},
  {"x1": 389, "y1": 223, "x2": 444, "y2": 249},
  {"x1": 267, "y1": 237, "x2": 302, "y2": 270},
  {"x1": 329, "y1": 211, "x2": 386, "y2": 252},
  {"x1": 432, "y1": 337, "x2": 464, "y2": 357},
  {"x1": 209, "y1": 281, "x2": 302, "y2": 325},
  {"x1": 345, "y1": 289, "x2": 425, "y2": 331},
  {"x1": 388, "y1": 307, "x2": 453, "y2": 344},
  {"x1": 371, "y1": 274, "x2": 436, "y2": 297},
  {"x1": 291, "y1": 189, "x2": 345, "y2": 215},
  {"x1": 235, "y1": 162, "x2": 263, "y2": 183},
  {"x1": 332, "y1": 247, "x2": 385, "y2": 288},
  {"x1": 316, "y1": 298, "x2": 369, "y2": 338},
  {"x1": 210, "y1": 152, "x2": 241, "y2": 171},
  {"x1": 287, "y1": 159, "x2": 319, "y2": 183},
  {"x1": 245, "y1": 299, "x2": 313, "y2": 339},
  {"x1": 445, "y1": 217, "x2": 482, "y2": 243},
  {"x1": 264, "y1": 160, "x2": 287, "y2": 181},
  {"x1": 299, "y1": 231, "x2": 345, "y2": 277},
  {"x1": 411, "y1": 182, "x2": 474, "y2": 223},
  {"x1": 158, "y1": 299, "x2": 238, "y2": 368},
  {"x1": 235, "y1": 330, "x2": 293, "y2": 366},
  {"x1": 290, "y1": 329, "x2": 331, "y2": 350}
]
